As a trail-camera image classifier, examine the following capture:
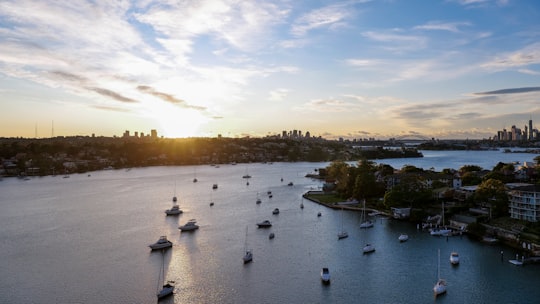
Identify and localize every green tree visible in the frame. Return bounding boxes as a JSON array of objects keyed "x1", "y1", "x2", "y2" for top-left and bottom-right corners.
[
  {"x1": 383, "y1": 174, "x2": 432, "y2": 209},
  {"x1": 474, "y1": 178, "x2": 509, "y2": 218},
  {"x1": 326, "y1": 161, "x2": 351, "y2": 195},
  {"x1": 352, "y1": 159, "x2": 378, "y2": 200}
]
